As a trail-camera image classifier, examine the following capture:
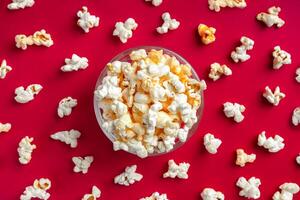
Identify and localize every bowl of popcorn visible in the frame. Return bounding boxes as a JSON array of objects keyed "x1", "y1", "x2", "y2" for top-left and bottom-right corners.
[{"x1": 94, "y1": 46, "x2": 206, "y2": 158}]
